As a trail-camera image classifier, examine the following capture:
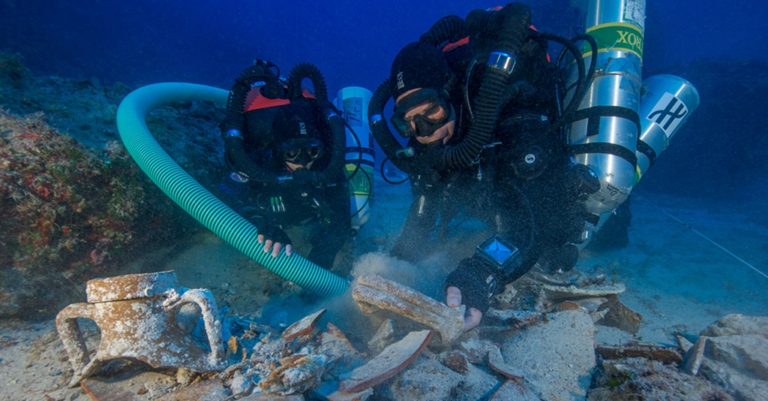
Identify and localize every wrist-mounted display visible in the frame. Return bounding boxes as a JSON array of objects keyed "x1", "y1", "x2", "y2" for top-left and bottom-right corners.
[{"x1": 476, "y1": 235, "x2": 522, "y2": 275}]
